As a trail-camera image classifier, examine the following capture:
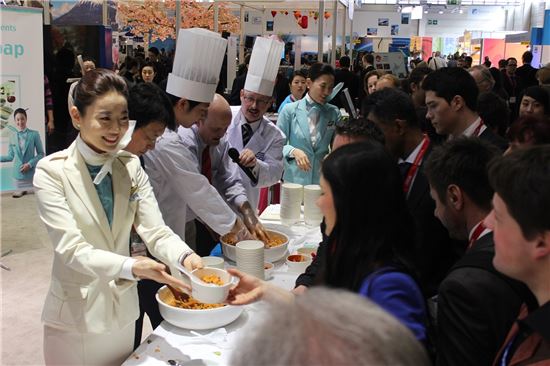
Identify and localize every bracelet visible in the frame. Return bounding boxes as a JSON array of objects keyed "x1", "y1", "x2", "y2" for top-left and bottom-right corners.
[{"x1": 180, "y1": 250, "x2": 195, "y2": 266}]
